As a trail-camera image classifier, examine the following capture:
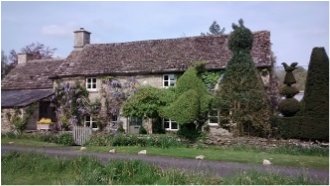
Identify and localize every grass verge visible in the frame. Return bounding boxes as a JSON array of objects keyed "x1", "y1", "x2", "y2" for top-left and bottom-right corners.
[
  {"x1": 1, "y1": 152, "x2": 323, "y2": 185},
  {"x1": 86, "y1": 146, "x2": 329, "y2": 169}
]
